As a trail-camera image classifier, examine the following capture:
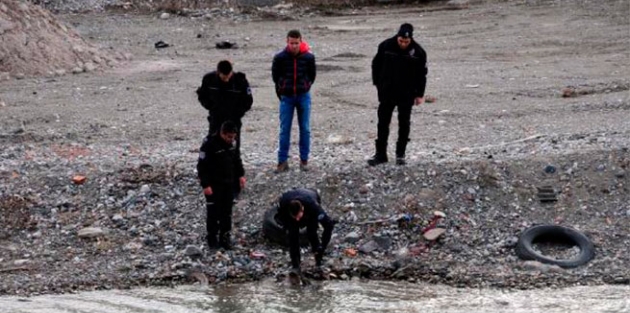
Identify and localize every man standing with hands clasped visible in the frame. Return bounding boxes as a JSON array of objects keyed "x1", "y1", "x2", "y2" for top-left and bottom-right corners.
[
  {"x1": 272, "y1": 30, "x2": 316, "y2": 173},
  {"x1": 369, "y1": 23, "x2": 428, "y2": 166}
]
